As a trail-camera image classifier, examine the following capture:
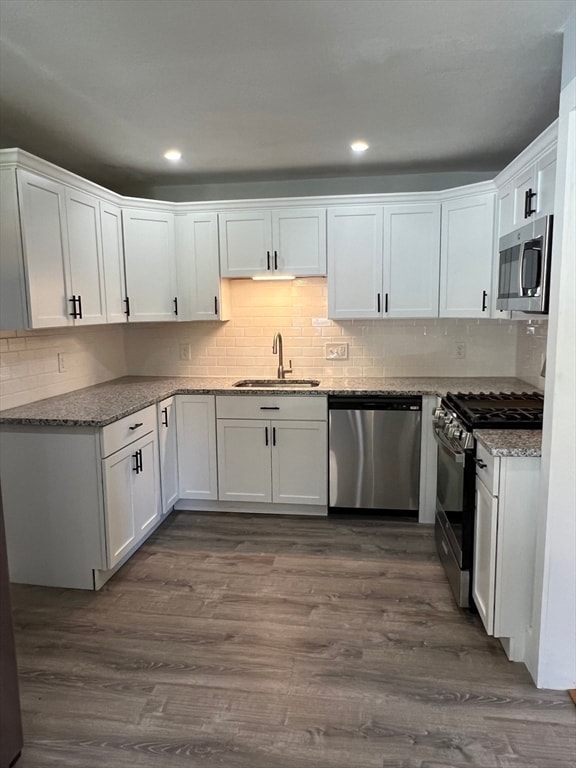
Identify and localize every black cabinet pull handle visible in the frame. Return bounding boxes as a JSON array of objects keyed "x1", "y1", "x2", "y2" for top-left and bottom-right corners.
[
  {"x1": 265, "y1": 426, "x2": 269, "y2": 446},
  {"x1": 214, "y1": 296, "x2": 218, "y2": 315},
  {"x1": 132, "y1": 451, "x2": 140, "y2": 474},
  {"x1": 69, "y1": 296, "x2": 78, "y2": 318},
  {"x1": 266, "y1": 251, "x2": 271, "y2": 270},
  {"x1": 377, "y1": 293, "x2": 381, "y2": 313},
  {"x1": 77, "y1": 294, "x2": 83, "y2": 319},
  {"x1": 260, "y1": 406, "x2": 280, "y2": 410},
  {"x1": 526, "y1": 188, "x2": 536, "y2": 217},
  {"x1": 481, "y1": 290, "x2": 488, "y2": 312},
  {"x1": 173, "y1": 297, "x2": 178, "y2": 315},
  {"x1": 124, "y1": 297, "x2": 131, "y2": 317},
  {"x1": 129, "y1": 422, "x2": 143, "y2": 431},
  {"x1": 385, "y1": 293, "x2": 389, "y2": 313},
  {"x1": 138, "y1": 448, "x2": 143, "y2": 473},
  {"x1": 274, "y1": 251, "x2": 278, "y2": 270},
  {"x1": 272, "y1": 426, "x2": 276, "y2": 446},
  {"x1": 473, "y1": 457, "x2": 487, "y2": 469},
  {"x1": 524, "y1": 190, "x2": 529, "y2": 219},
  {"x1": 161, "y1": 407, "x2": 168, "y2": 427}
]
